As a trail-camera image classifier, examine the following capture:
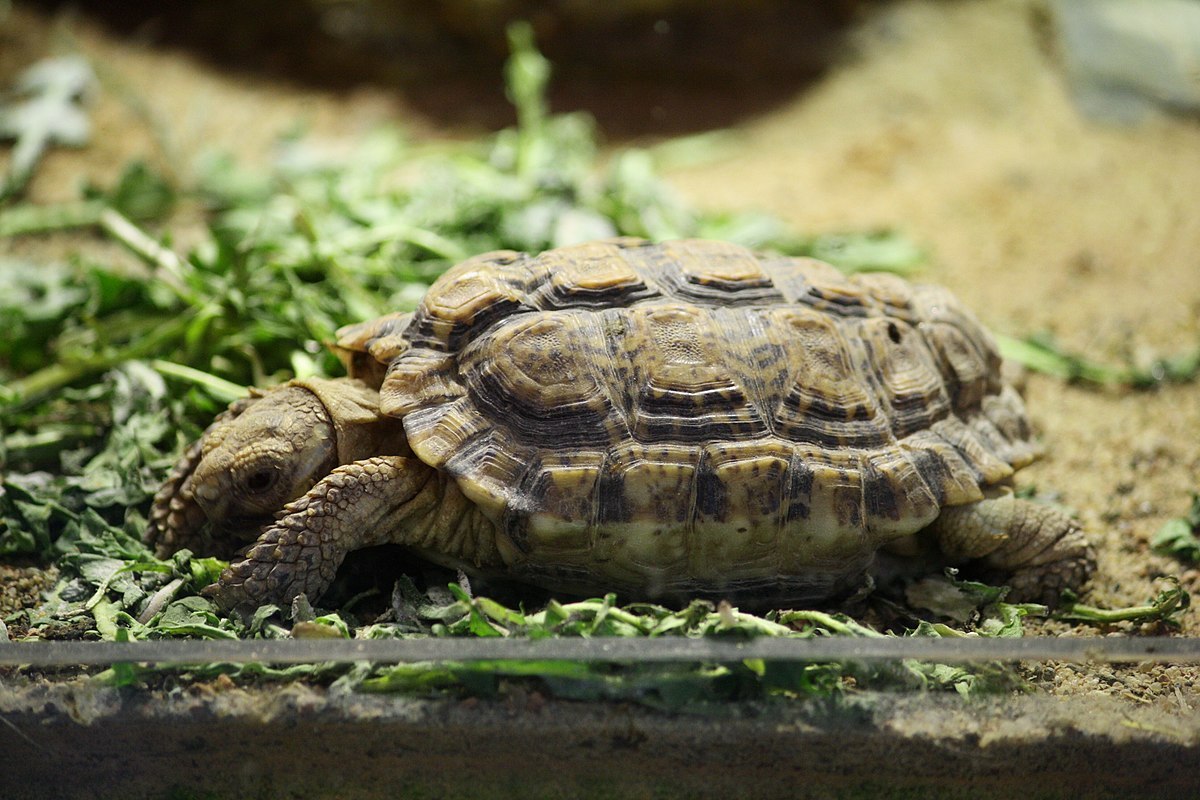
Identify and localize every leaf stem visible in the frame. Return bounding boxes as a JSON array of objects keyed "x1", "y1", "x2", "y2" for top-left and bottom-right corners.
[
  {"x1": 98, "y1": 208, "x2": 196, "y2": 303},
  {"x1": 3, "y1": 310, "x2": 196, "y2": 409},
  {"x1": 150, "y1": 359, "x2": 247, "y2": 404}
]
